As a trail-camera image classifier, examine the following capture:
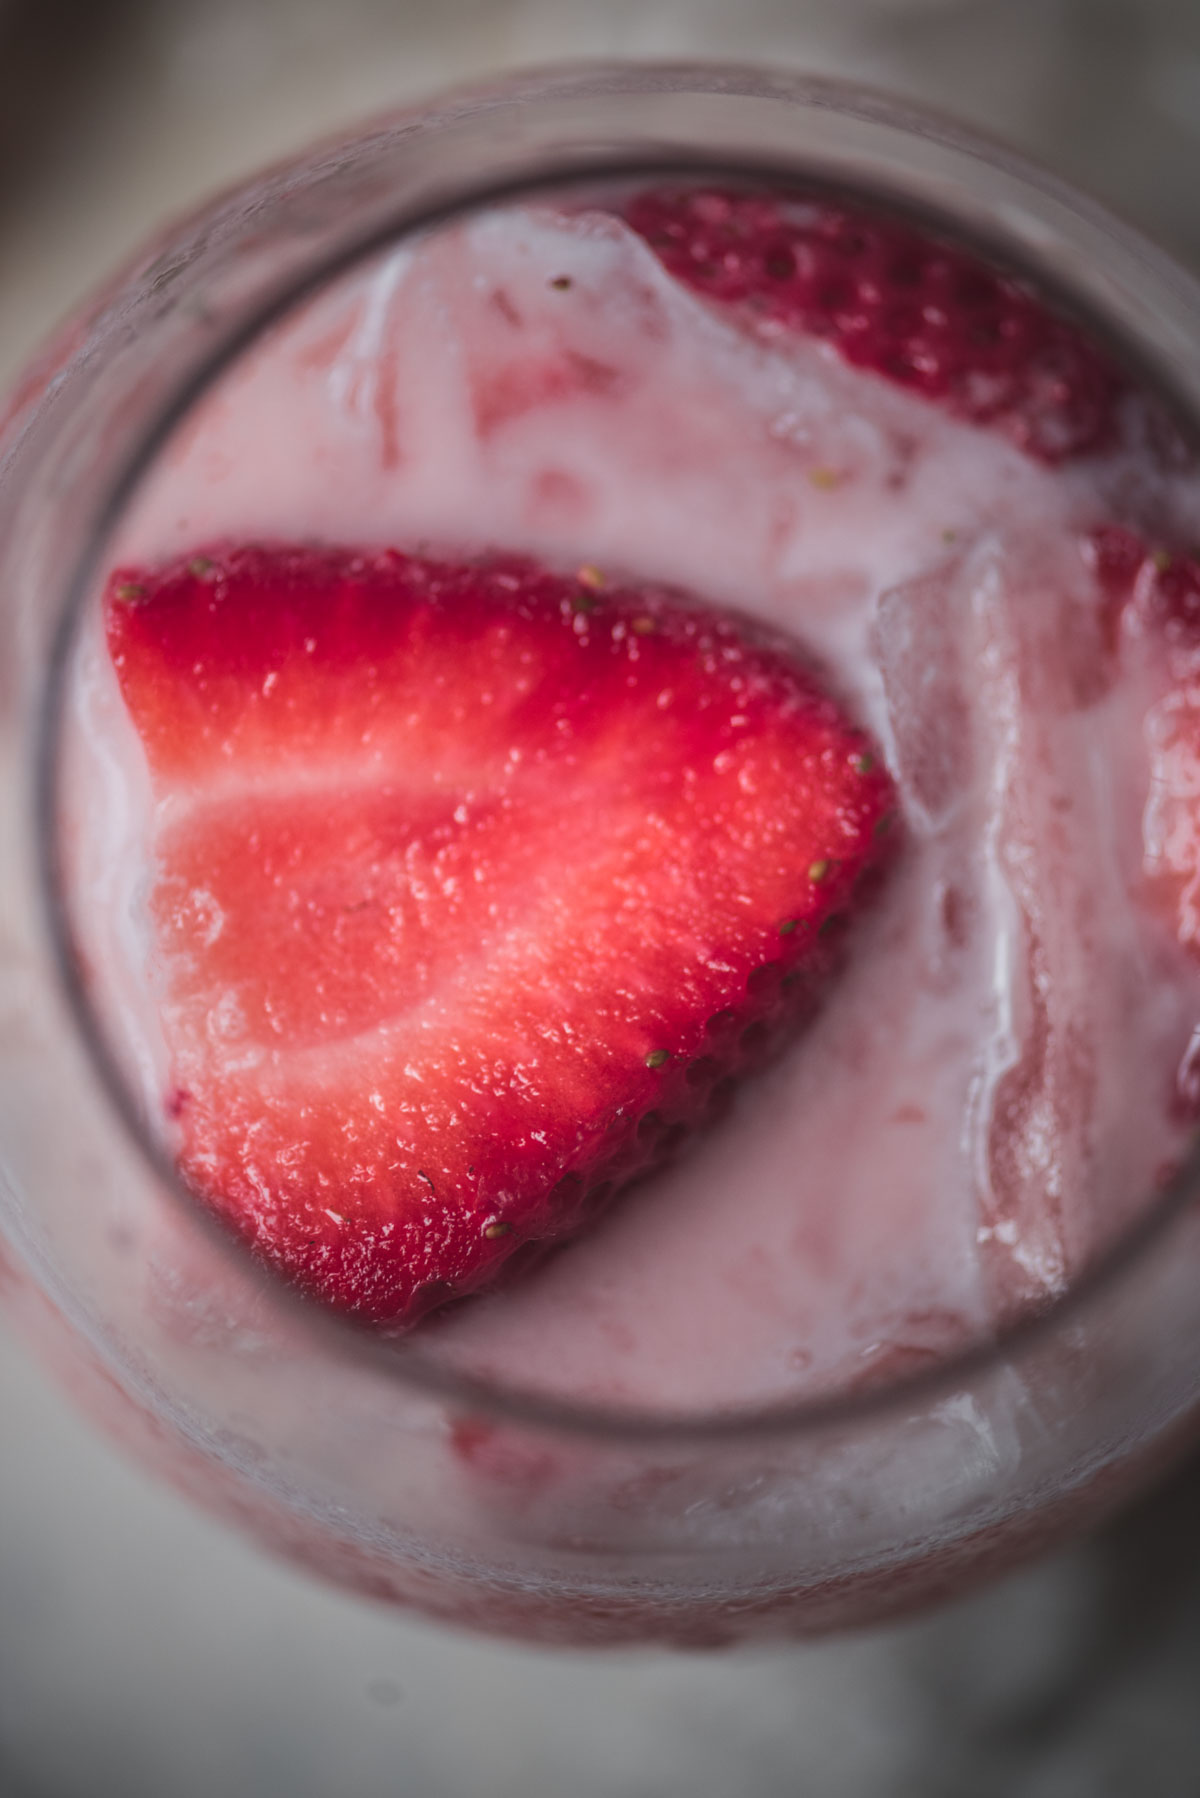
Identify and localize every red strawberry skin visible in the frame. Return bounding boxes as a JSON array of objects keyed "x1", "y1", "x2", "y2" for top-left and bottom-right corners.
[
  {"x1": 107, "y1": 545, "x2": 895, "y2": 1326},
  {"x1": 623, "y1": 189, "x2": 1122, "y2": 463},
  {"x1": 1086, "y1": 525, "x2": 1200, "y2": 647}
]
